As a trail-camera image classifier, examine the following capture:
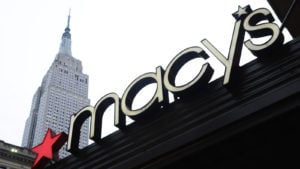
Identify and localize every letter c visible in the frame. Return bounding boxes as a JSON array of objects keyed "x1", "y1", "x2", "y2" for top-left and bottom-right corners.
[
  {"x1": 121, "y1": 66, "x2": 168, "y2": 121},
  {"x1": 163, "y1": 46, "x2": 214, "y2": 99}
]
